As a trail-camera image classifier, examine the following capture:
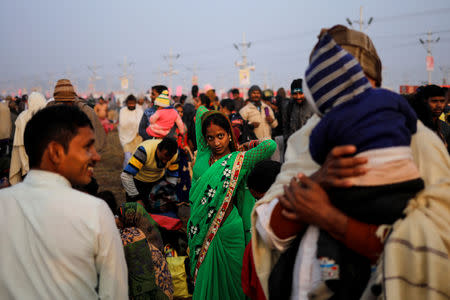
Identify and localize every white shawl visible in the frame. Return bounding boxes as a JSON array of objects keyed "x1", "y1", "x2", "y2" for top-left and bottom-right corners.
[
  {"x1": 118, "y1": 106, "x2": 143, "y2": 147},
  {"x1": 9, "y1": 92, "x2": 47, "y2": 184}
]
